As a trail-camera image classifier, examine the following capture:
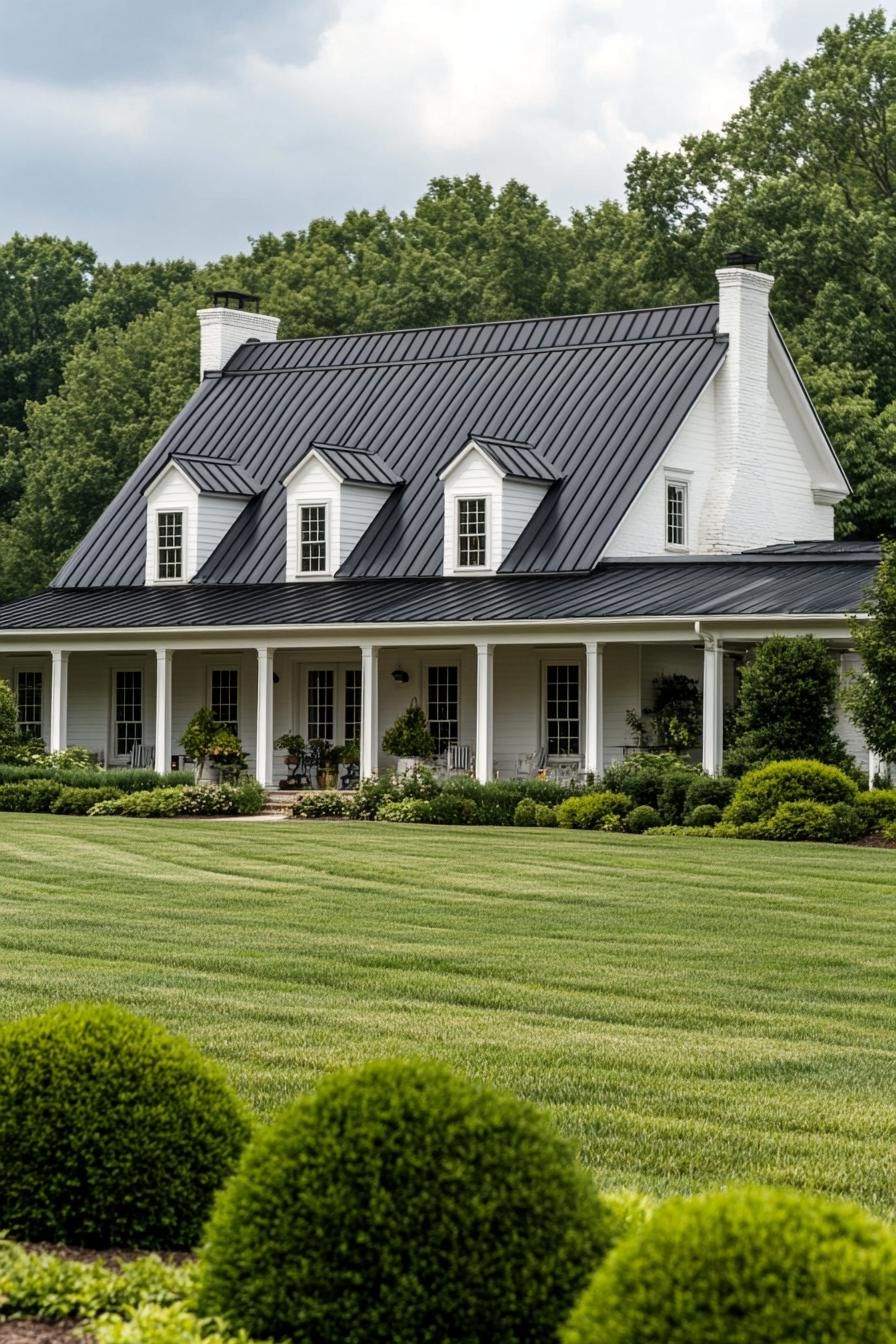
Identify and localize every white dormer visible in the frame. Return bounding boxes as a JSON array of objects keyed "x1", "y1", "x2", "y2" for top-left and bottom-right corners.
[
  {"x1": 283, "y1": 444, "x2": 401, "y2": 580},
  {"x1": 143, "y1": 456, "x2": 259, "y2": 585},
  {"x1": 438, "y1": 436, "x2": 557, "y2": 576}
]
